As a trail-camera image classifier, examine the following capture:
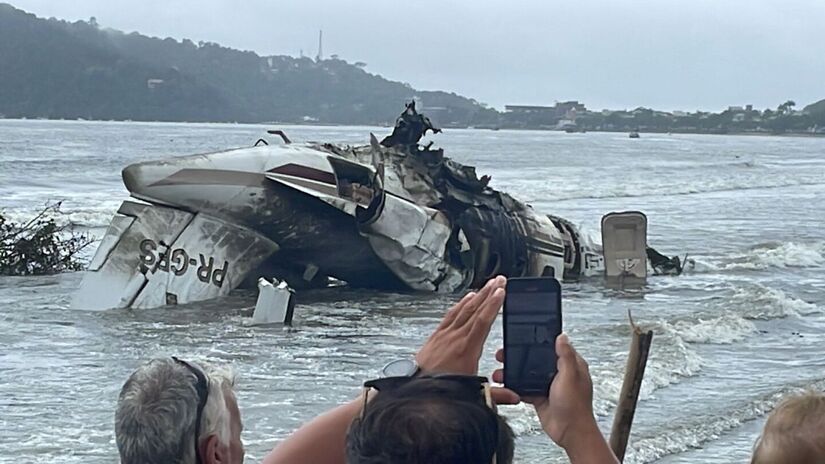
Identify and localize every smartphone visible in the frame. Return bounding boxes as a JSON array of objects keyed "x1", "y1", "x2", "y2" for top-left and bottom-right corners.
[{"x1": 503, "y1": 277, "x2": 562, "y2": 396}]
